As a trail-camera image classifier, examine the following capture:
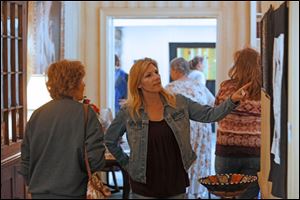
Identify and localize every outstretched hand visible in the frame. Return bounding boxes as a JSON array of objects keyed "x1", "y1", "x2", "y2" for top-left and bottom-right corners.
[{"x1": 231, "y1": 82, "x2": 252, "y2": 103}]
